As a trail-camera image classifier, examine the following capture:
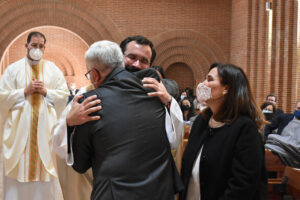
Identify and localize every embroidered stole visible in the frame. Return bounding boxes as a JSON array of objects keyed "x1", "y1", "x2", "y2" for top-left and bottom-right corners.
[{"x1": 28, "y1": 62, "x2": 43, "y2": 181}]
